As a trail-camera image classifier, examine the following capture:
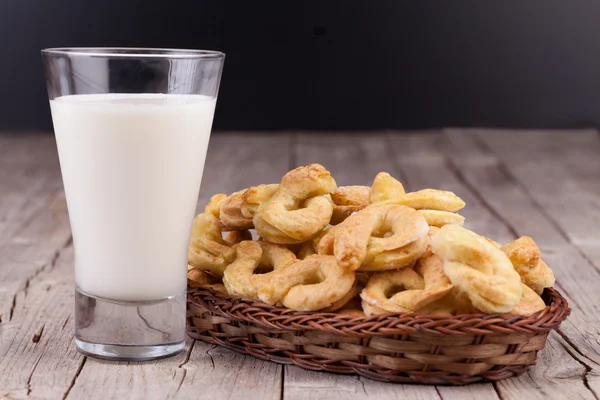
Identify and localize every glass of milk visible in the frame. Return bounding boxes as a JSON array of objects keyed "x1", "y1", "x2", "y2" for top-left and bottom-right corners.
[{"x1": 41, "y1": 48, "x2": 225, "y2": 361}]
